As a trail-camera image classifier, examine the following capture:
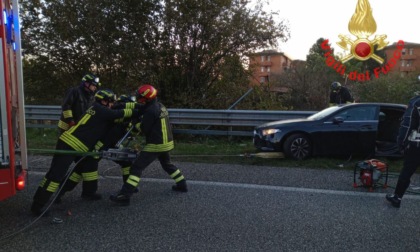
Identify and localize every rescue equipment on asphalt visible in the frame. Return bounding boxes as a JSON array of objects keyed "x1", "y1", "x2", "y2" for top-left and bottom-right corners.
[{"x1": 353, "y1": 159, "x2": 388, "y2": 191}]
